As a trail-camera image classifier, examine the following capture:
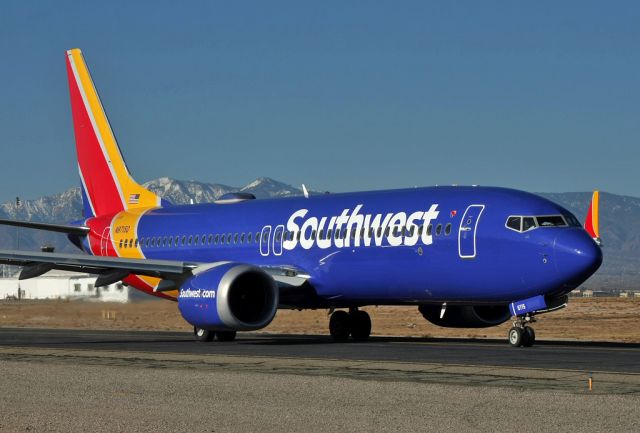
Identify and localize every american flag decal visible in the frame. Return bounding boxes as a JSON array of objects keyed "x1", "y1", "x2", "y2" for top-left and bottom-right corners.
[{"x1": 128, "y1": 193, "x2": 140, "y2": 204}]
